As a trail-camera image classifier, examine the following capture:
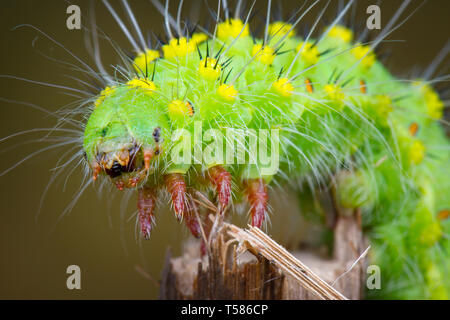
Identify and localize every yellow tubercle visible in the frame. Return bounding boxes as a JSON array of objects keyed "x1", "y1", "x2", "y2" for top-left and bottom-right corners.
[
  {"x1": 324, "y1": 84, "x2": 345, "y2": 101},
  {"x1": 328, "y1": 25, "x2": 353, "y2": 43},
  {"x1": 420, "y1": 221, "x2": 442, "y2": 247},
  {"x1": 133, "y1": 49, "x2": 160, "y2": 73},
  {"x1": 217, "y1": 84, "x2": 238, "y2": 101},
  {"x1": 375, "y1": 95, "x2": 393, "y2": 119},
  {"x1": 268, "y1": 22, "x2": 295, "y2": 38},
  {"x1": 126, "y1": 78, "x2": 156, "y2": 95},
  {"x1": 162, "y1": 37, "x2": 195, "y2": 59},
  {"x1": 217, "y1": 18, "x2": 249, "y2": 40},
  {"x1": 273, "y1": 78, "x2": 294, "y2": 97},
  {"x1": 168, "y1": 100, "x2": 193, "y2": 118},
  {"x1": 423, "y1": 84, "x2": 444, "y2": 119},
  {"x1": 351, "y1": 44, "x2": 376, "y2": 68},
  {"x1": 190, "y1": 33, "x2": 208, "y2": 45},
  {"x1": 198, "y1": 58, "x2": 221, "y2": 81},
  {"x1": 296, "y1": 42, "x2": 319, "y2": 65},
  {"x1": 410, "y1": 140, "x2": 426, "y2": 165},
  {"x1": 251, "y1": 44, "x2": 276, "y2": 65},
  {"x1": 425, "y1": 264, "x2": 447, "y2": 300},
  {"x1": 94, "y1": 86, "x2": 116, "y2": 108}
]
